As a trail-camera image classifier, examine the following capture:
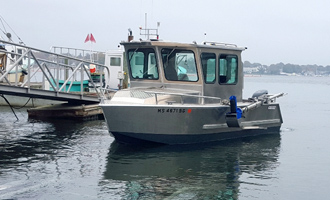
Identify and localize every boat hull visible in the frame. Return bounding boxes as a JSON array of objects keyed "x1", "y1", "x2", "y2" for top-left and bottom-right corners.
[
  {"x1": 100, "y1": 103, "x2": 283, "y2": 145},
  {"x1": 110, "y1": 127, "x2": 281, "y2": 145}
]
